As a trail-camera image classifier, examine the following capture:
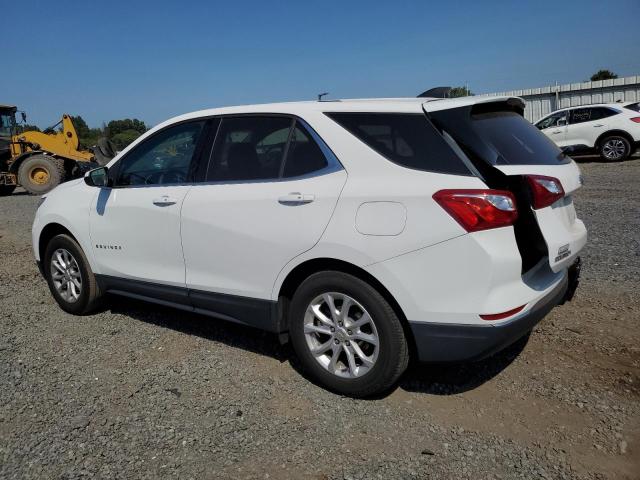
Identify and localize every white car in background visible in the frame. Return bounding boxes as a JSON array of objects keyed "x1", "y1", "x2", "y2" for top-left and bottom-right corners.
[
  {"x1": 535, "y1": 102, "x2": 640, "y2": 161},
  {"x1": 32, "y1": 95, "x2": 586, "y2": 397}
]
